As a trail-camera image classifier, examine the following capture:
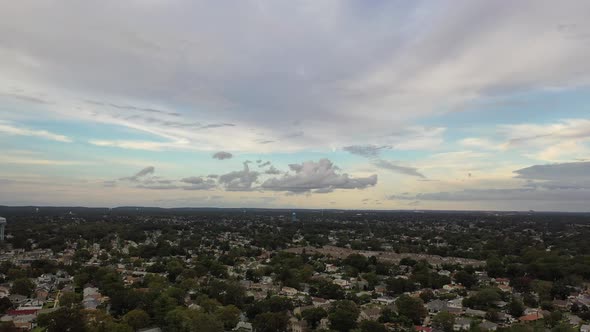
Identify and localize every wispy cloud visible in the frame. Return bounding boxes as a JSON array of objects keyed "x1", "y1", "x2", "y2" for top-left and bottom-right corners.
[
  {"x1": 372, "y1": 159, "x2": 425, "y2": 178},
  {"x1": 0, "y1": 121, "x2": 71, "y2": 142}
]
